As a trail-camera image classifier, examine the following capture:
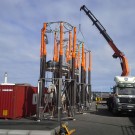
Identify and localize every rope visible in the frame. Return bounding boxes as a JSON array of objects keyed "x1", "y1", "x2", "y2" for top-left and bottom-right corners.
[
  {"x1": 77, "y1": 11, "x2": 85, "y2": 41},
  {"x1": 77, "y1": 23, "x2": 85, "y2": 43},
  {"x1": 77, "y1": 11, "x2": 90, "y2": 50}
]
